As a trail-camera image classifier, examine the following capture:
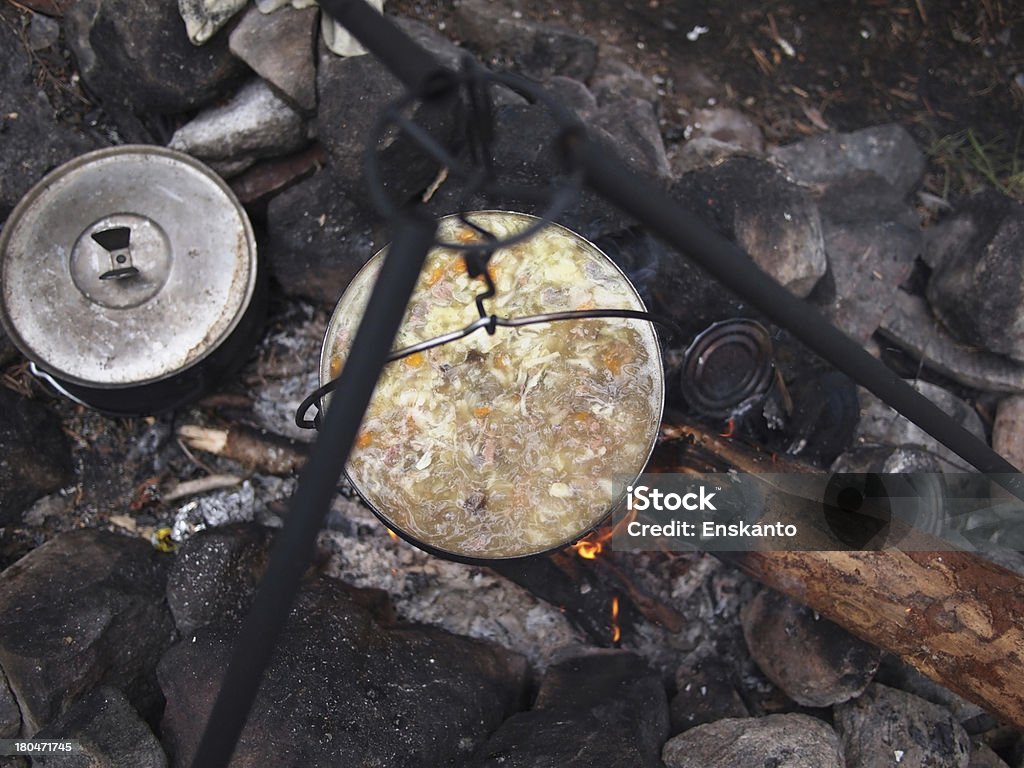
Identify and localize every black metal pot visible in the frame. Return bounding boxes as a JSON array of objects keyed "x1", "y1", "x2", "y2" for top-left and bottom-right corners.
[{"x1": 0, "y1": 146, "x2": 264, "y2": 415}]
